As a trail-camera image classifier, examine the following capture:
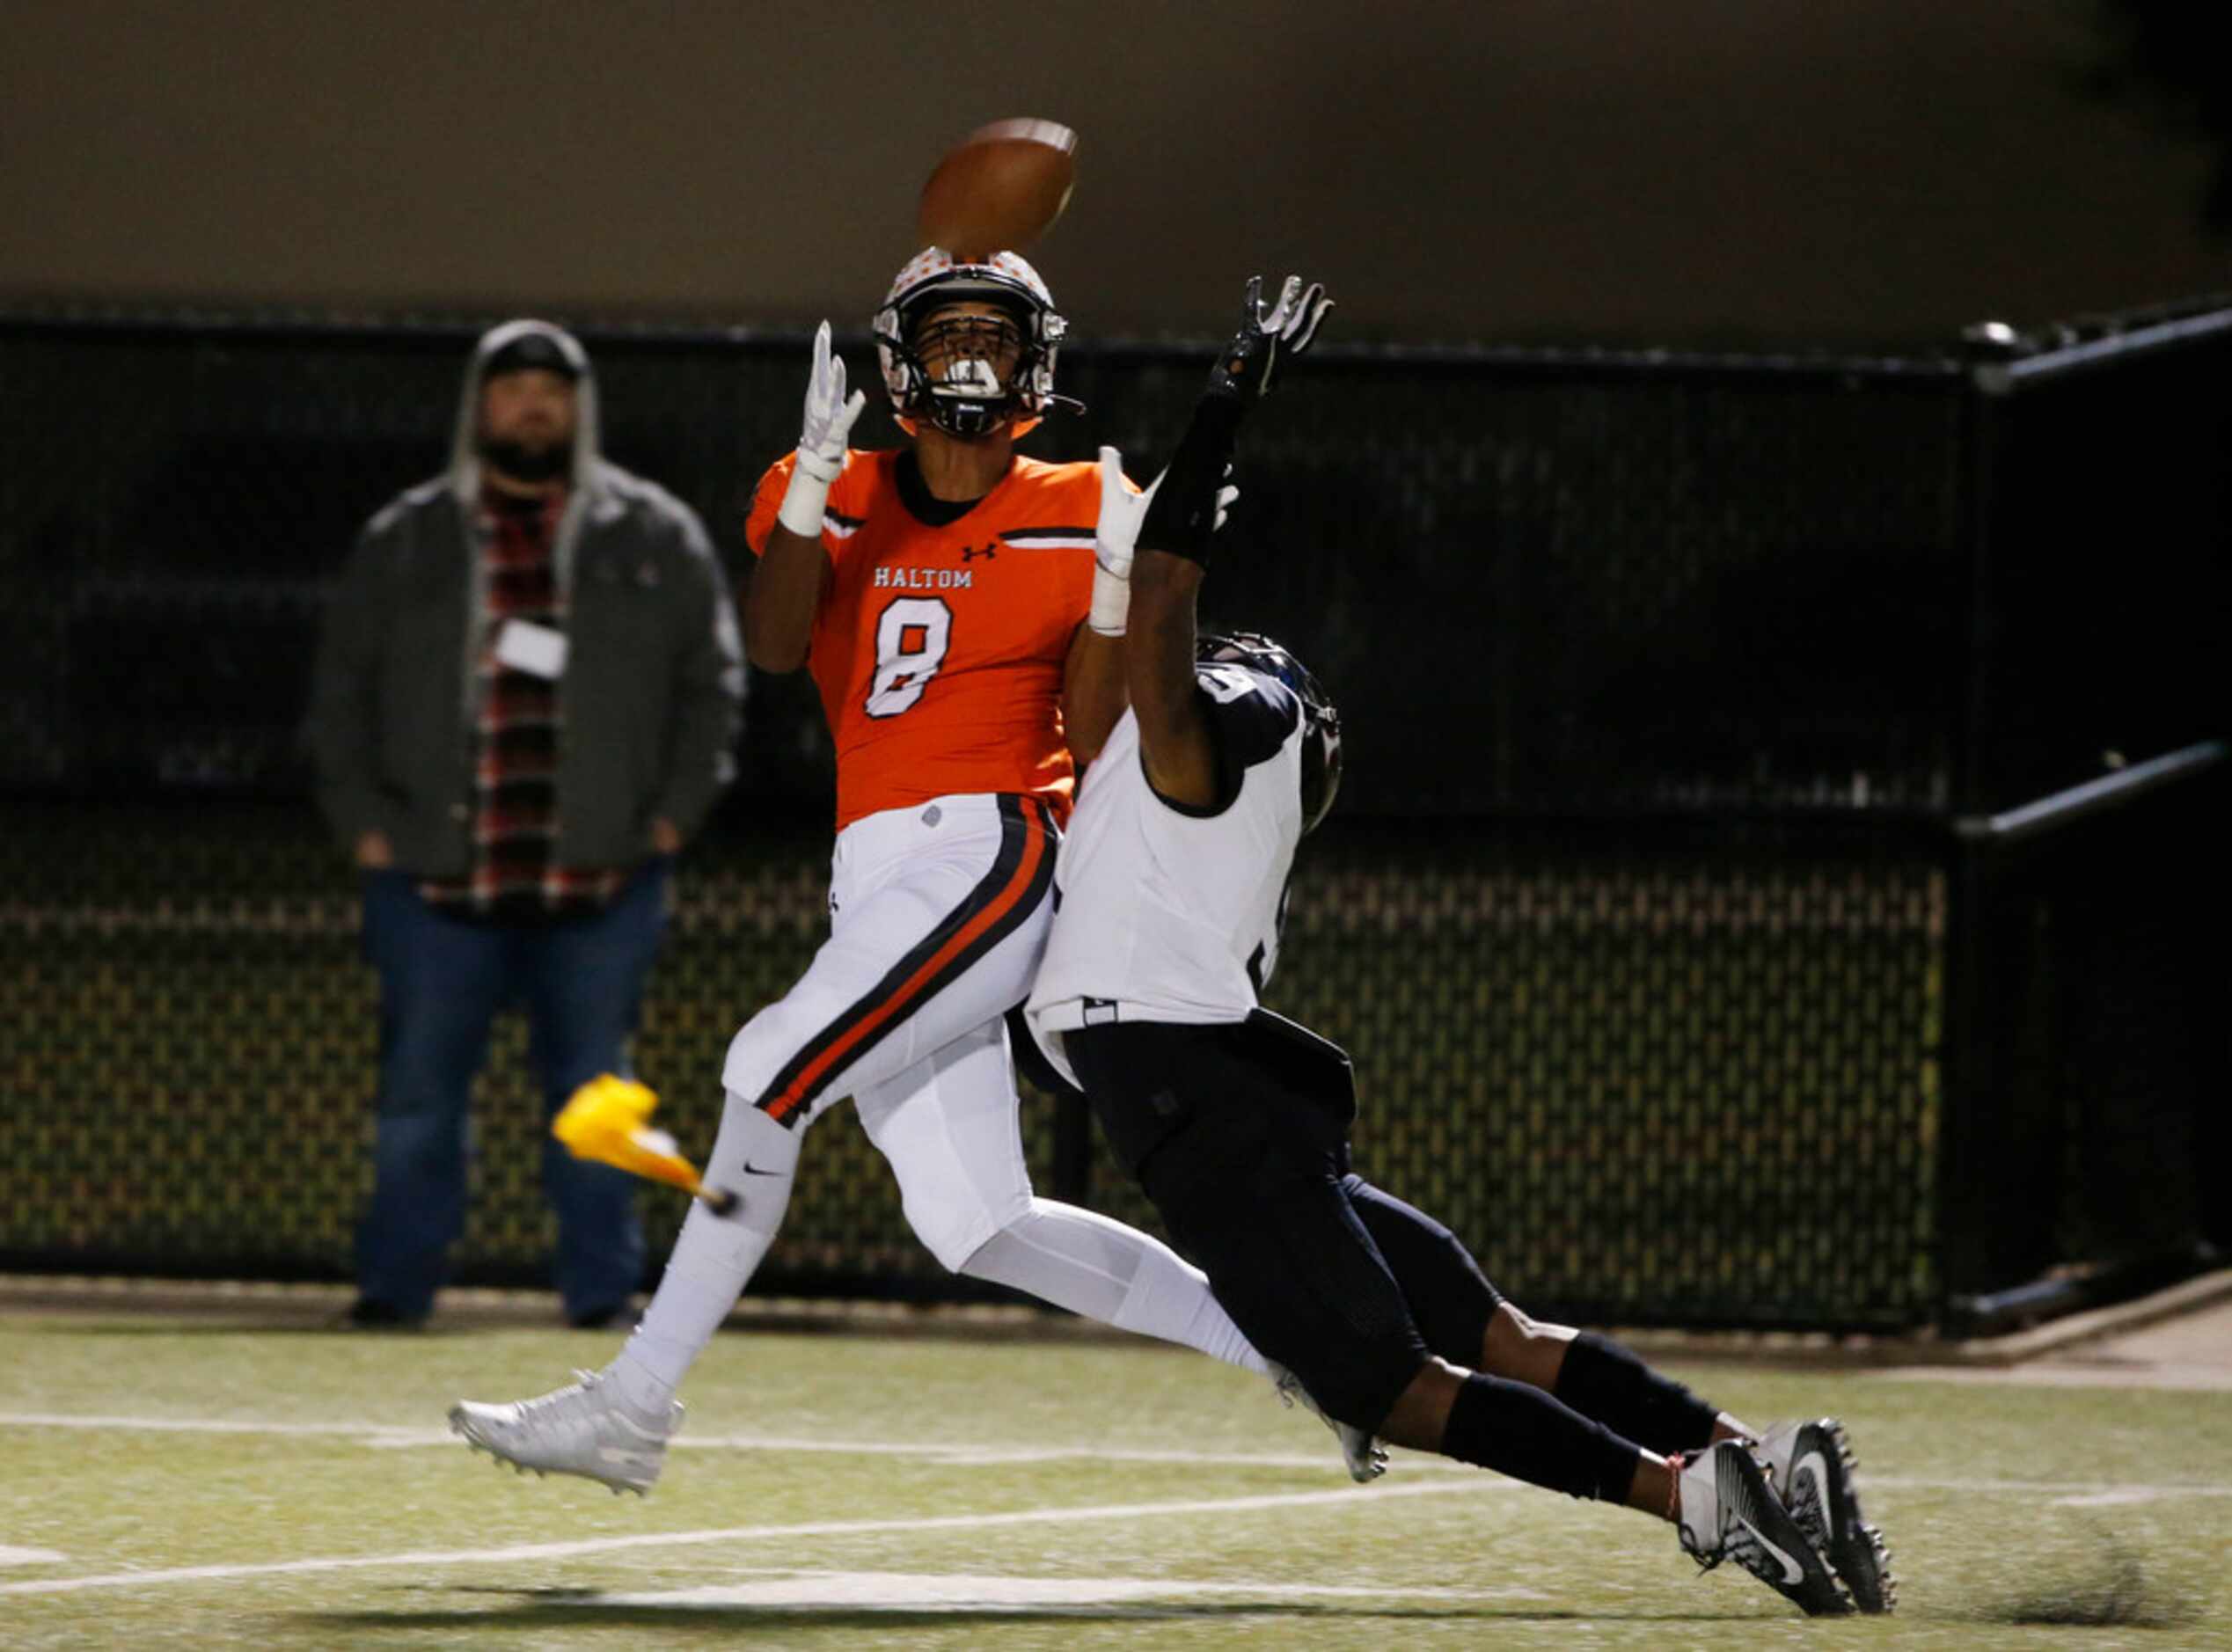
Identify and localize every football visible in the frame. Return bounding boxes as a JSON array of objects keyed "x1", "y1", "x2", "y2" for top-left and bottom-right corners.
[{"x1": 916, "y1": 118, "x2": 1078, "y2": 259}]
